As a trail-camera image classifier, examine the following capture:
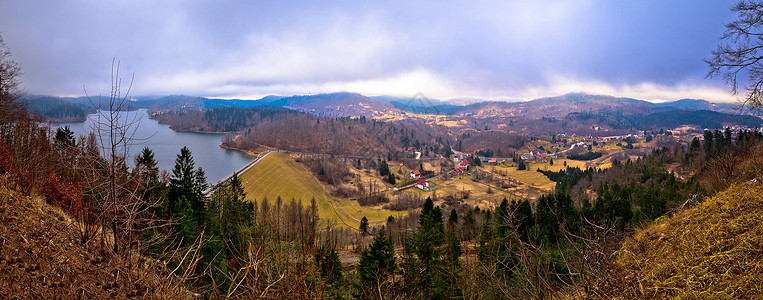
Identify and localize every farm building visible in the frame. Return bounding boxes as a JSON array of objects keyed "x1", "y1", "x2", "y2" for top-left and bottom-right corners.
[{"x1": 416, "y1": 179, "x2": 429, "y2": 191}]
